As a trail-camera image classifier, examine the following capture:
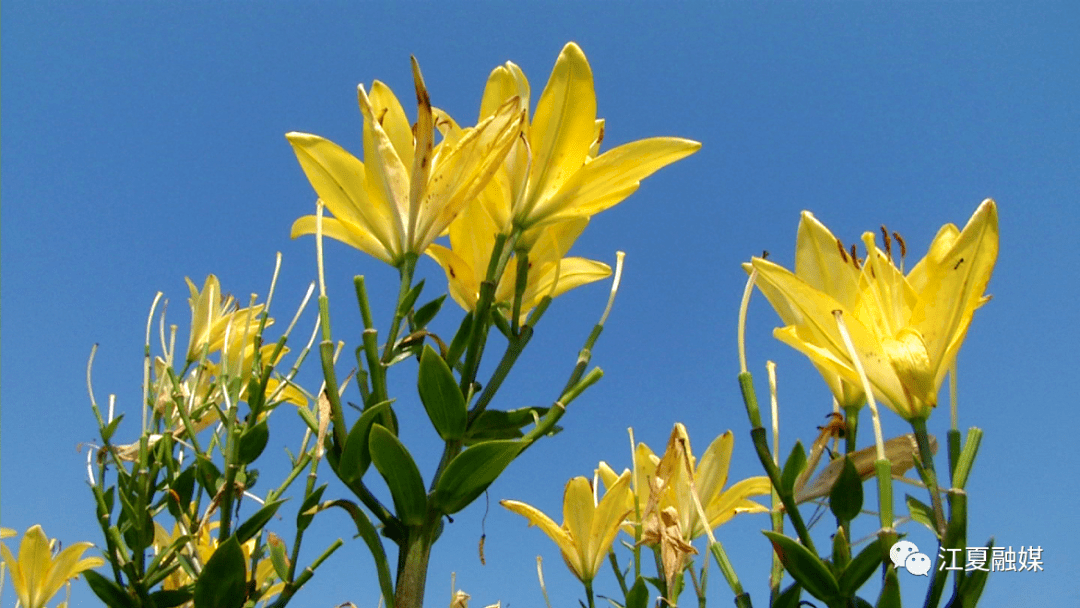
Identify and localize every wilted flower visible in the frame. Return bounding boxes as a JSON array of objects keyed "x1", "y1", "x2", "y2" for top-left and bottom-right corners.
[
  {"x1": 749, "y1": 200, "x2": 999, "y2": 420},
  {"x1": 598, "y1": 424, "x2": 770, "y2": 542}
]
